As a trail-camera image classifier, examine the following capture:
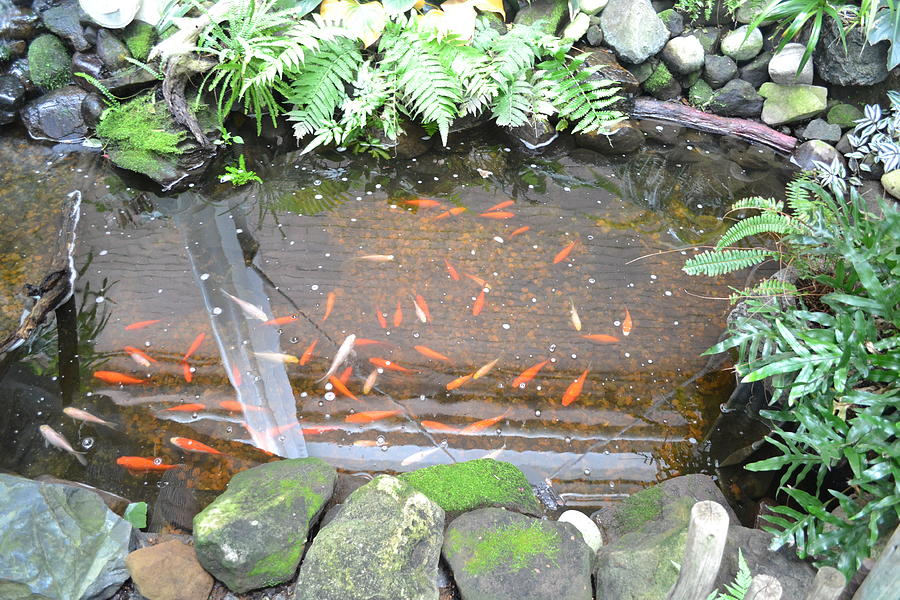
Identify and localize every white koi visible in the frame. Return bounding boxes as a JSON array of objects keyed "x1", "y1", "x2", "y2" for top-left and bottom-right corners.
[
  {"x1": 317, "y1": 334, "x2": 356, "y2": 383},
  {"x1": 353, "y1": 254, "x2": 394, "y2": 262},
  {"x1": 62, "y1": 407, "x2": 117, "y2": 429},
  {"x1": 400, "y1": 446, "x2": 441, "y2": 467},
  {"x1": 222, "y1": 291, "x2": 269, "y2": 322},
  {"x1": 39, "y1": 425, "x2": 87, "y2": 465},
  {"x1": 363, "y1": 369, "x2": 378, "y2": 394},
  {"x1": 413, "y1": 298, "x2": 428, "y2": 323},
  {"x1": 254, "y1": 351, "x2": 300, "y2": 364},
  {"x1": 570, "y1": 299, "x2": 582, "y2": 332}
]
